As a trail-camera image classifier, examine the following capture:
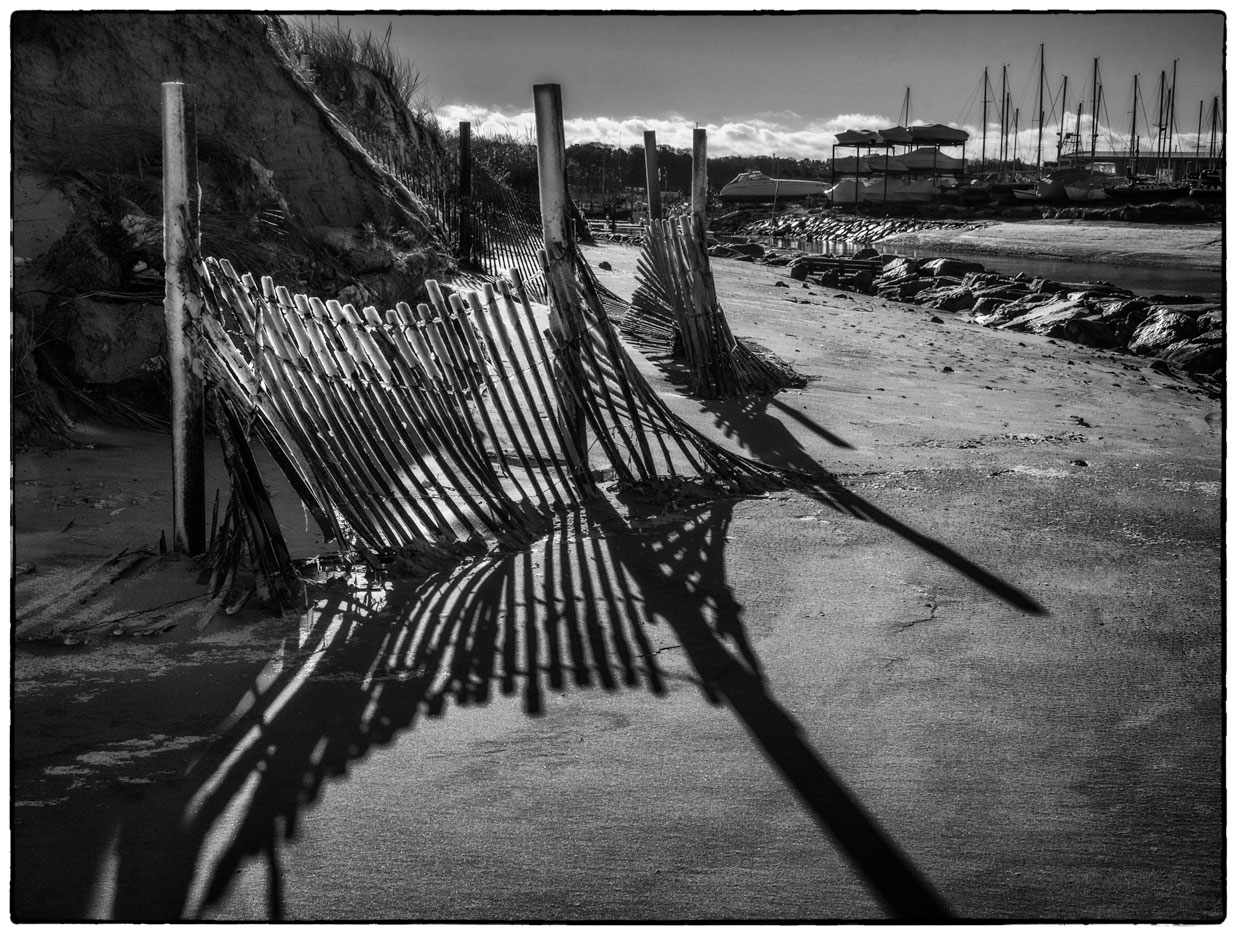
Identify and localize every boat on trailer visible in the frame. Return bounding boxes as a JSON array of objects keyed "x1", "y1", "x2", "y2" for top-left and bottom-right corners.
[{"x1": 718, "y1": 170, "x2": 830, "y2": 202}]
